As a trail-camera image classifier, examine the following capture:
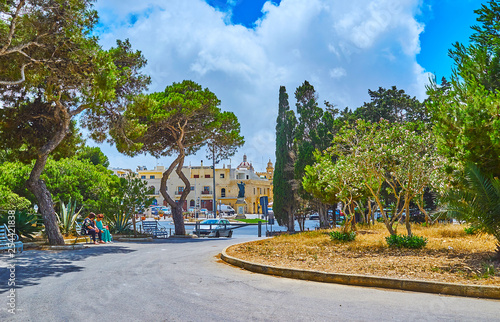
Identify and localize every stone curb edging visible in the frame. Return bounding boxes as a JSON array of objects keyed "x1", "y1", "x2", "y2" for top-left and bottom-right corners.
[
  {"x1": 168, "y1": 235, "x2": 198, "y2": 239},
  {"x1": 39, "y1": 244, "x2": 86, "y2": 250},
  {"x1": 114, "y1": 237, "x2": 153, "y2": 242},
  {"x1": 221, "y1": 246, "x2": 500, "y2": 300}
]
